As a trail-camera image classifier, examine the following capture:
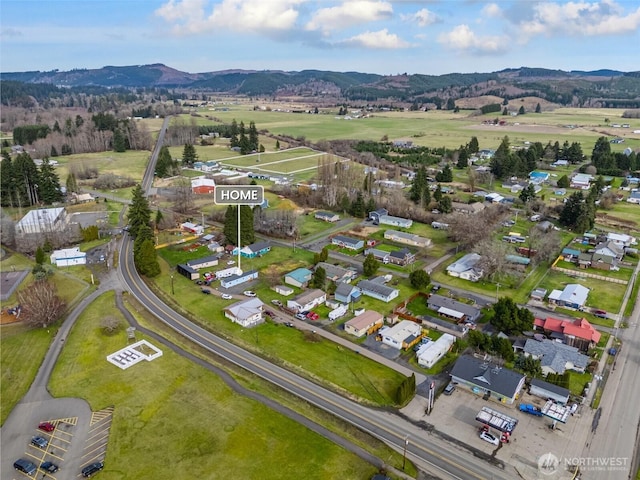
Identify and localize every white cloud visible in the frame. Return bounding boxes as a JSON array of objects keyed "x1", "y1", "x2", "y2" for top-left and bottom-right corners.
[
  {"x1": 155, "y1": 0, "x2": 304, "y2": 36},
  {"x1": 437, "y1": 24, "x2": 507, "y2": 54},
  {"x1": 341, "y1": 28, "x2": 412, "y2": 49},
  {"x1": 306, "y1": 1, "x2": 393, "y2": 33},
  {"x1": 481, "y1": 3, "x2": 502, "y2": 18},
  {"x1": 518, "y1": 1, "x2": 640, "y2": 37},
  {"x1": 402, "y1": 8, "x2": 439, "y2": 27},
  {"x1": 0, "y1": 27, "x2": 23, "y2": 38}
]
